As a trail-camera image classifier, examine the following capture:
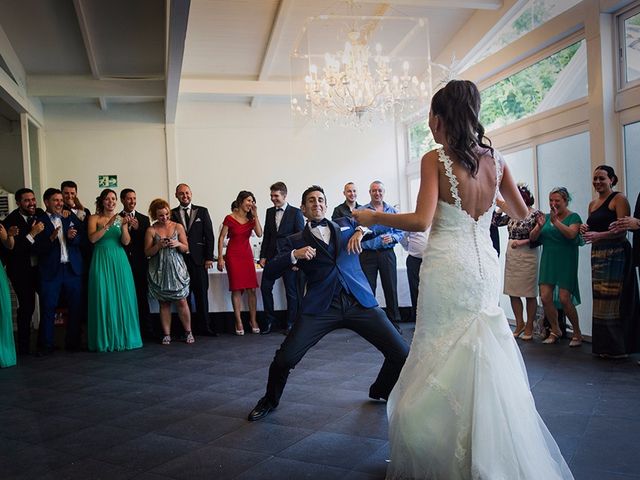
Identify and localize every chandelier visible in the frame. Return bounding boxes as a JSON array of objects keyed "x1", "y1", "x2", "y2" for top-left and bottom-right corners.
[{"x1": 291, "y1": 11, "x2": 432, "y2": 127}]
